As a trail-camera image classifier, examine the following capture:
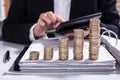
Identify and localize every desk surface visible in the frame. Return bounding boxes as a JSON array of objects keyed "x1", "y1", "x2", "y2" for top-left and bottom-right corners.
[{"x1": 0, "y1": 41, "x2": 120, "y2": 80}]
